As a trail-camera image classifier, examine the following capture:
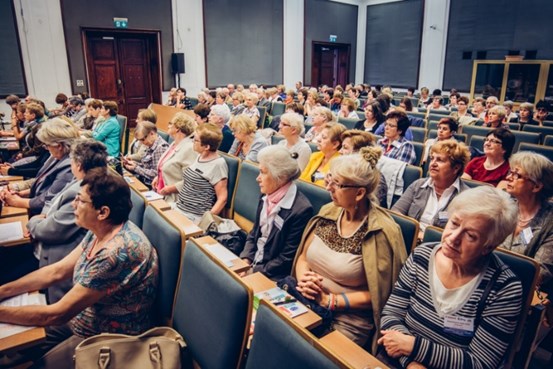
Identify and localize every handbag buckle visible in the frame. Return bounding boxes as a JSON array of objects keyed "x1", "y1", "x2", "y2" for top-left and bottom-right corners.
[{"x1": 98, "y1": 347, "x2": 111, "y2": 369}]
